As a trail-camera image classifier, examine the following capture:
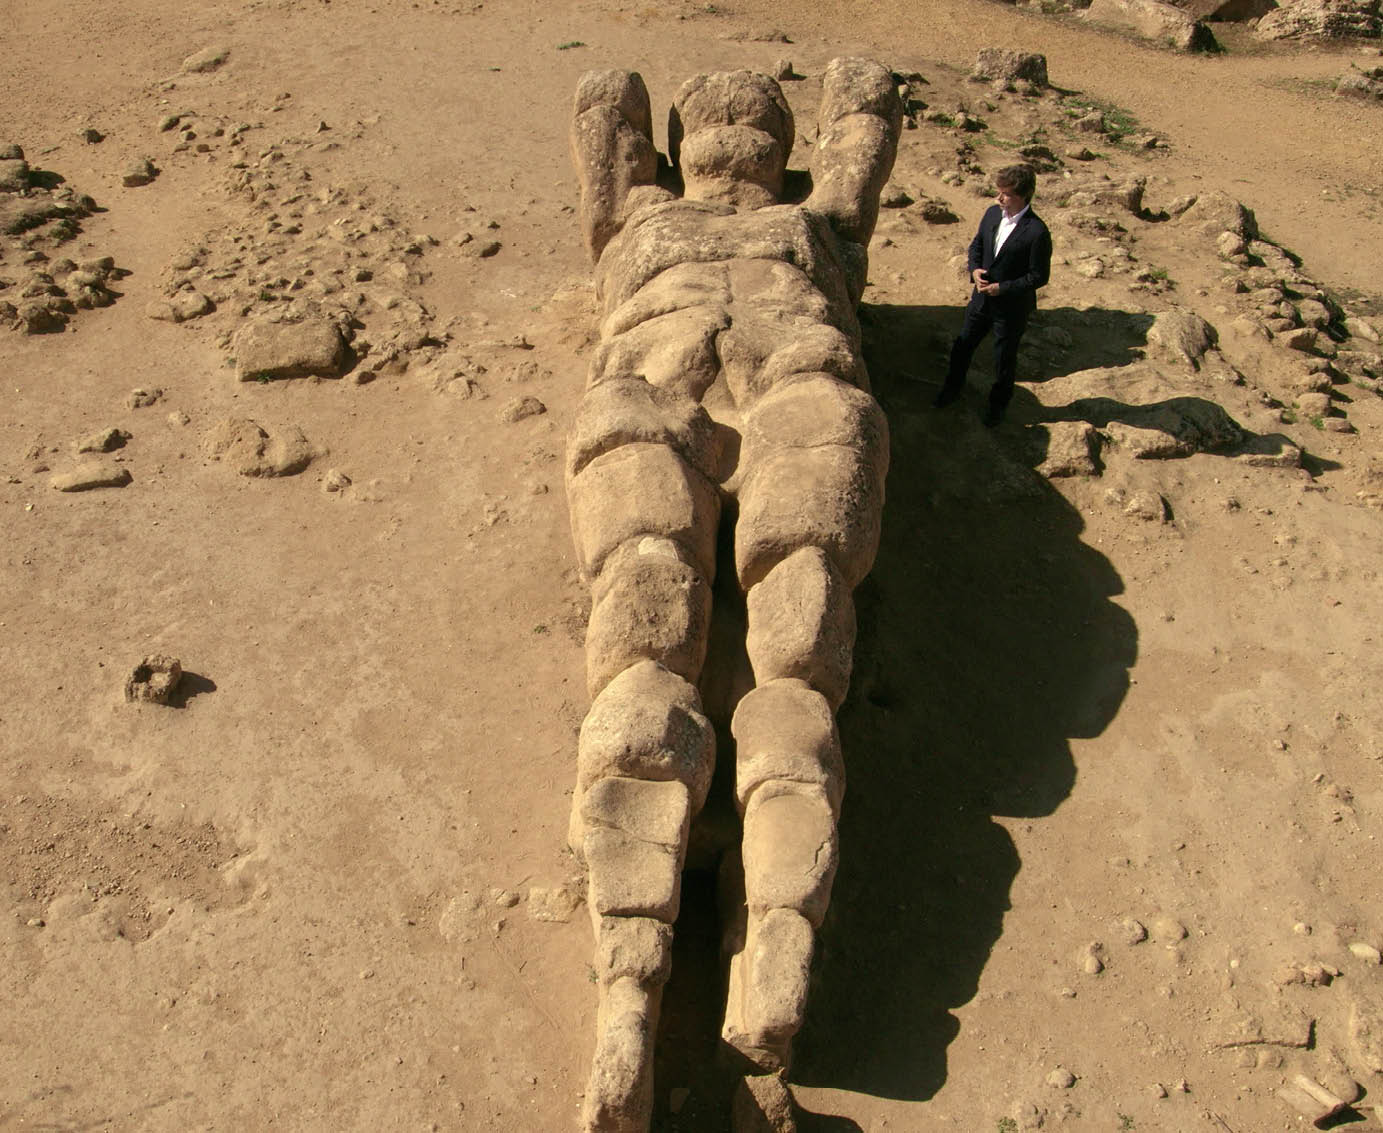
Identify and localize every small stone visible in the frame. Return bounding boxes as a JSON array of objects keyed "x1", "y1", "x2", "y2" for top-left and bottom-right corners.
[
  {"x1": 499, "y1": 395, "x2": 546, "y2": 424},
  {"x1": 80, "y1": 127, "x2": 104, "y2": 144},
  {"x1": 181, "y1": 46, "x2": 230, "y2": 73},
  {"x1": 1046, "y1": 1067, "x2": 1076, "y2": 1089},
  {"x1": 124, "y1": 654, "x2": 183, "y2": 704},
  {"x1": 1152, "y1": 916, "x2": 1188, "y2": 942},
  {"x1": 76, "y1": 426, "x2": 131, "y2": 454},
  {"x1": 1348, "y1": 941, "x2": 1382, "y2": 965},
  {"x1": 322, "y1": 468, "x2": 352, "y2": 493},
  {"x1": 232, "y1": 317, "x2": 349, "y2": 380},
  {"x1": 122, "y1": 158, "x2": 158, "y2": 187},
  {"x1": 158, "y1": 114, "x2": 183, "y2": 132},
  {"x1": 490, "y1": 888, "x2": 520, "y2": 908},
  {"x1": 1120, "y1": 917, "x2": 1148, "y2": 945},
  {"x1": 127, "y1": 388, "x2": 163, "y2": 409},
  {"x1": 50, "y1": 465, "x2": 133, "y2": 492},
  {"x1": 527, "y1": 885, "x2": 582, "y2": 923},
  {"x1": 1078, "y1": 942, "x2": 1105, "y2": 974},
  {"x1": 771, "y1": 59, "x2": 794, "y2": 81},
  {"x1": 1152, "y1": 1083, "x2": 1167, "y2": 1098}
]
